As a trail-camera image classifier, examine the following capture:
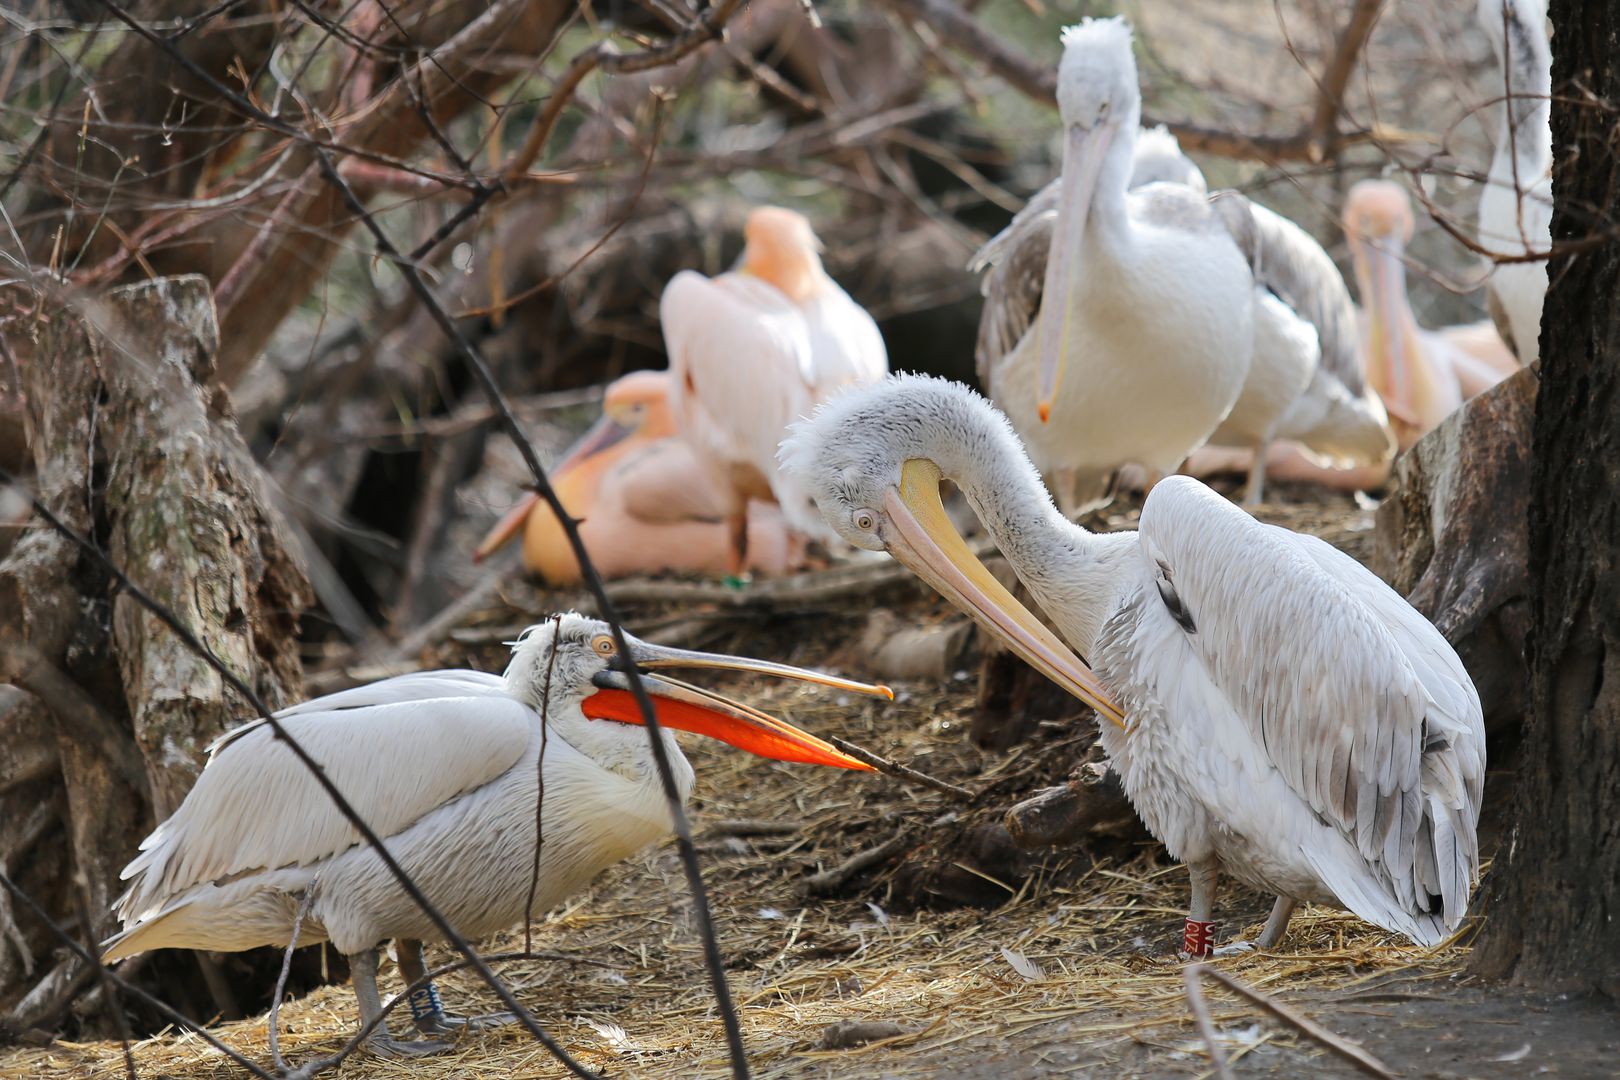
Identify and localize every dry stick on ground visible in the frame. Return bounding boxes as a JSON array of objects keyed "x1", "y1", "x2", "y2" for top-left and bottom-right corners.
[
  {"x1": 803, "y1": 833, "x2": 914, "y2": 896},
  {"x1": 0, "y1": 474, "x2": 599, "y2": 1080},
  {"x1": 821, "y1": 735, "x2": 978, "y2": 801},
  {"x1": 877, "y1": 0, "x2": 1389, "y2": 163},
  {"x1": 268, "y1": 882, "x2": 318, "y2": 1073},
  {"x1": 1182, "y1": 964, "x2": 1234, "y2": 1080},
  {"x1": 1184, "y1": 963, "x2": 1397, "y2": 1080}
]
